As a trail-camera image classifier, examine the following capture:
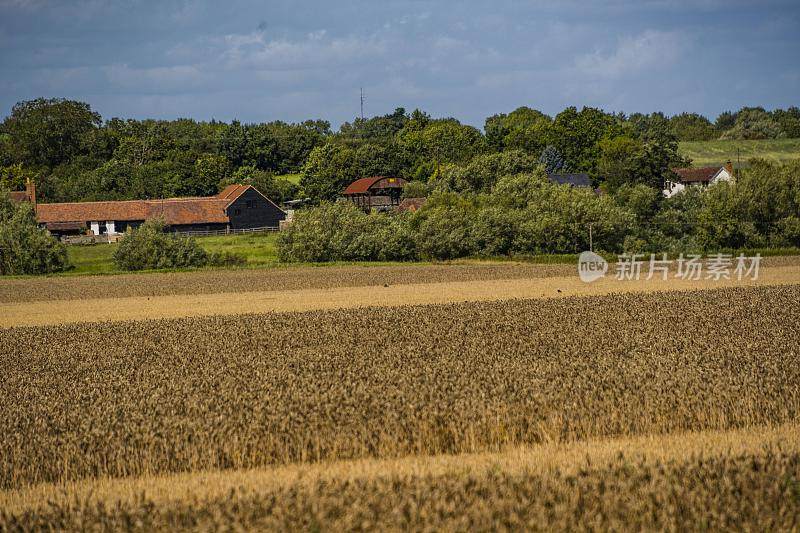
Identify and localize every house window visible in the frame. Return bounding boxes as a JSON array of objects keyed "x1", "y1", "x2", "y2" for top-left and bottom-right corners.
[{"x1": 246, "y1": 200, "x2": 255, "y2": 209}]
